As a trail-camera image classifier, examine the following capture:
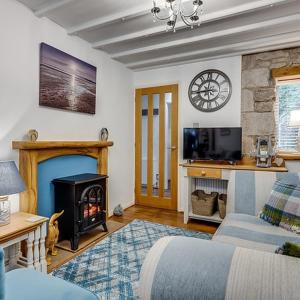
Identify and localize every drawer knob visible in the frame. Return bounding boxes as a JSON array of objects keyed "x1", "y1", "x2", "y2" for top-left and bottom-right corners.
[{"x1": 201, "y1": 171, "x2": 206, "y2": 176}]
